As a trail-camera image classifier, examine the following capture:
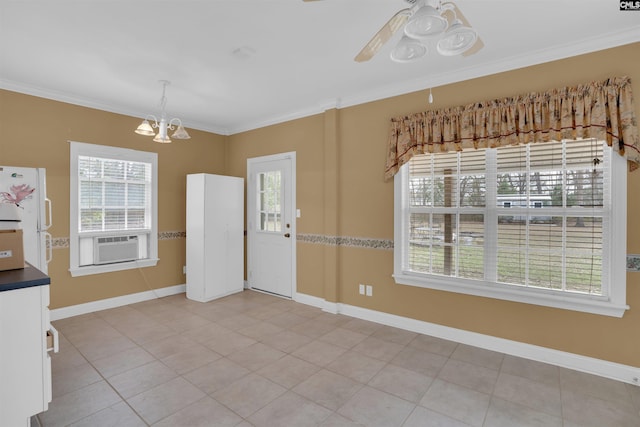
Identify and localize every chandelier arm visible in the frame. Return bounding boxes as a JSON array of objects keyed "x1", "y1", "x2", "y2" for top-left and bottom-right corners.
[{"x1": 168, "y1": 118, "x2": 183, "y2": 130}]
